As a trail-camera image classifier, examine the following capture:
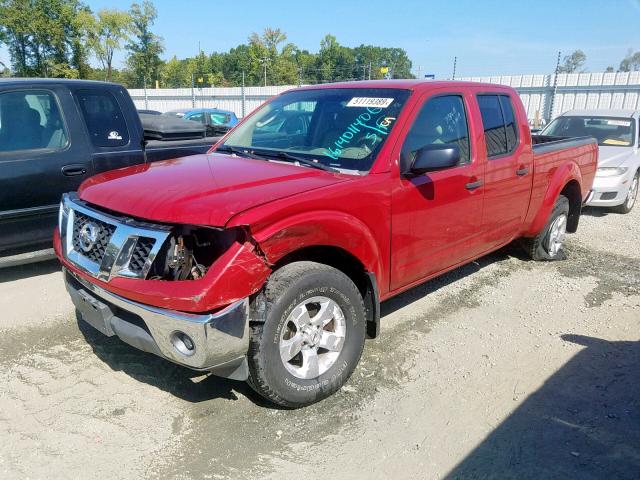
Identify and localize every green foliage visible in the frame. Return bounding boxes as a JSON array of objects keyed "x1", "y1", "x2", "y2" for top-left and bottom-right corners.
[
  {"x1": 84, "y1": 8, "x2": 132, "y2": 81},
  {"x1": 0, "y1": 0, "x2": 91, "y2": 77},
  {"x1": 154, "y1": 28, "x2": 415, "y2": 88},
  {"x1": 558, "y1": 50, "x2": 587, "y2": 74},
  {"x1": 125, "y1": 0, "x2": 163, "y2": 88},
  {"x1": 619, "y1": 49, "x2": 640, "y2": 72}
]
